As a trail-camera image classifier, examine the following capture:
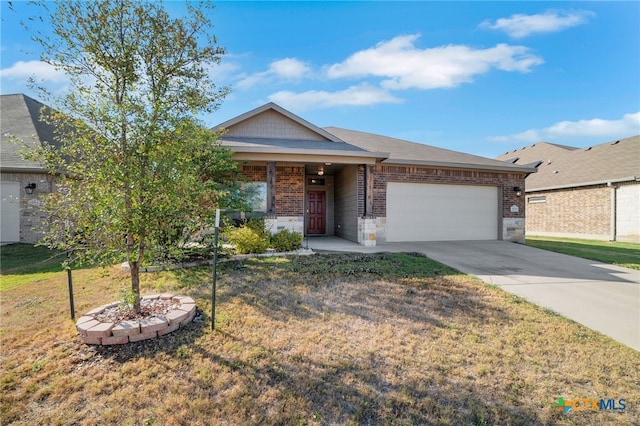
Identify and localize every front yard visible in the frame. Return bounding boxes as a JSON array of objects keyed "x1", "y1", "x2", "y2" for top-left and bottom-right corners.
[{"x1": 1, "y1": 246, "x2": 638, "y2": 425}]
